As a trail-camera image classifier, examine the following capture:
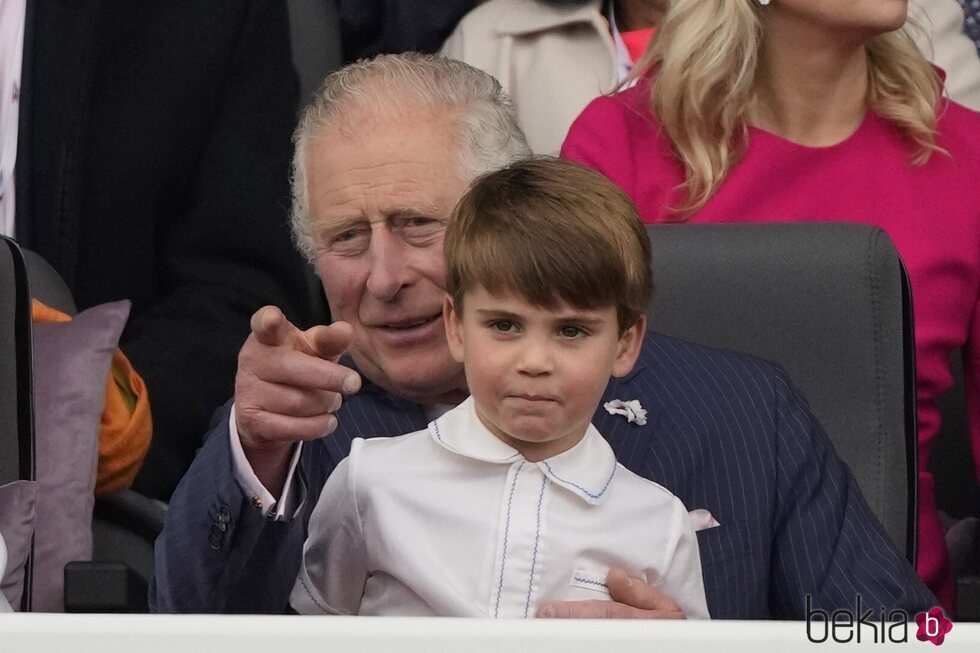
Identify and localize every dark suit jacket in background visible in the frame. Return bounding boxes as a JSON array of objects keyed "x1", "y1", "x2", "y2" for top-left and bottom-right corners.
[
  {"x1": 15, "y1": 0, "x2": 315, "y2": 499},
  {"x1": 336, "y1": 0, "x2": 475, "y2": 62},
  {"x1": 151, "y1": 333, "x2": 937, "y2": 617}
]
